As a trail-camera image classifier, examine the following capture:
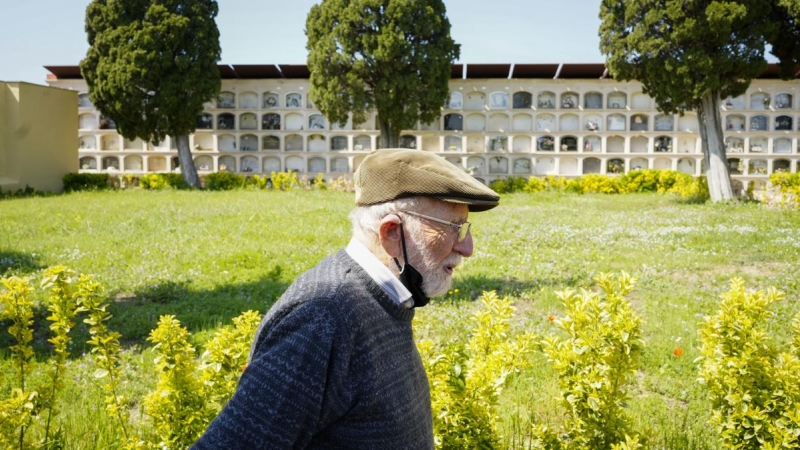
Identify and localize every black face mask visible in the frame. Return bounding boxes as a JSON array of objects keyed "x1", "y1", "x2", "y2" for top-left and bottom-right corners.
[{"x1": 393, "y1": 223, "x2": 430, "y2": 308}]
